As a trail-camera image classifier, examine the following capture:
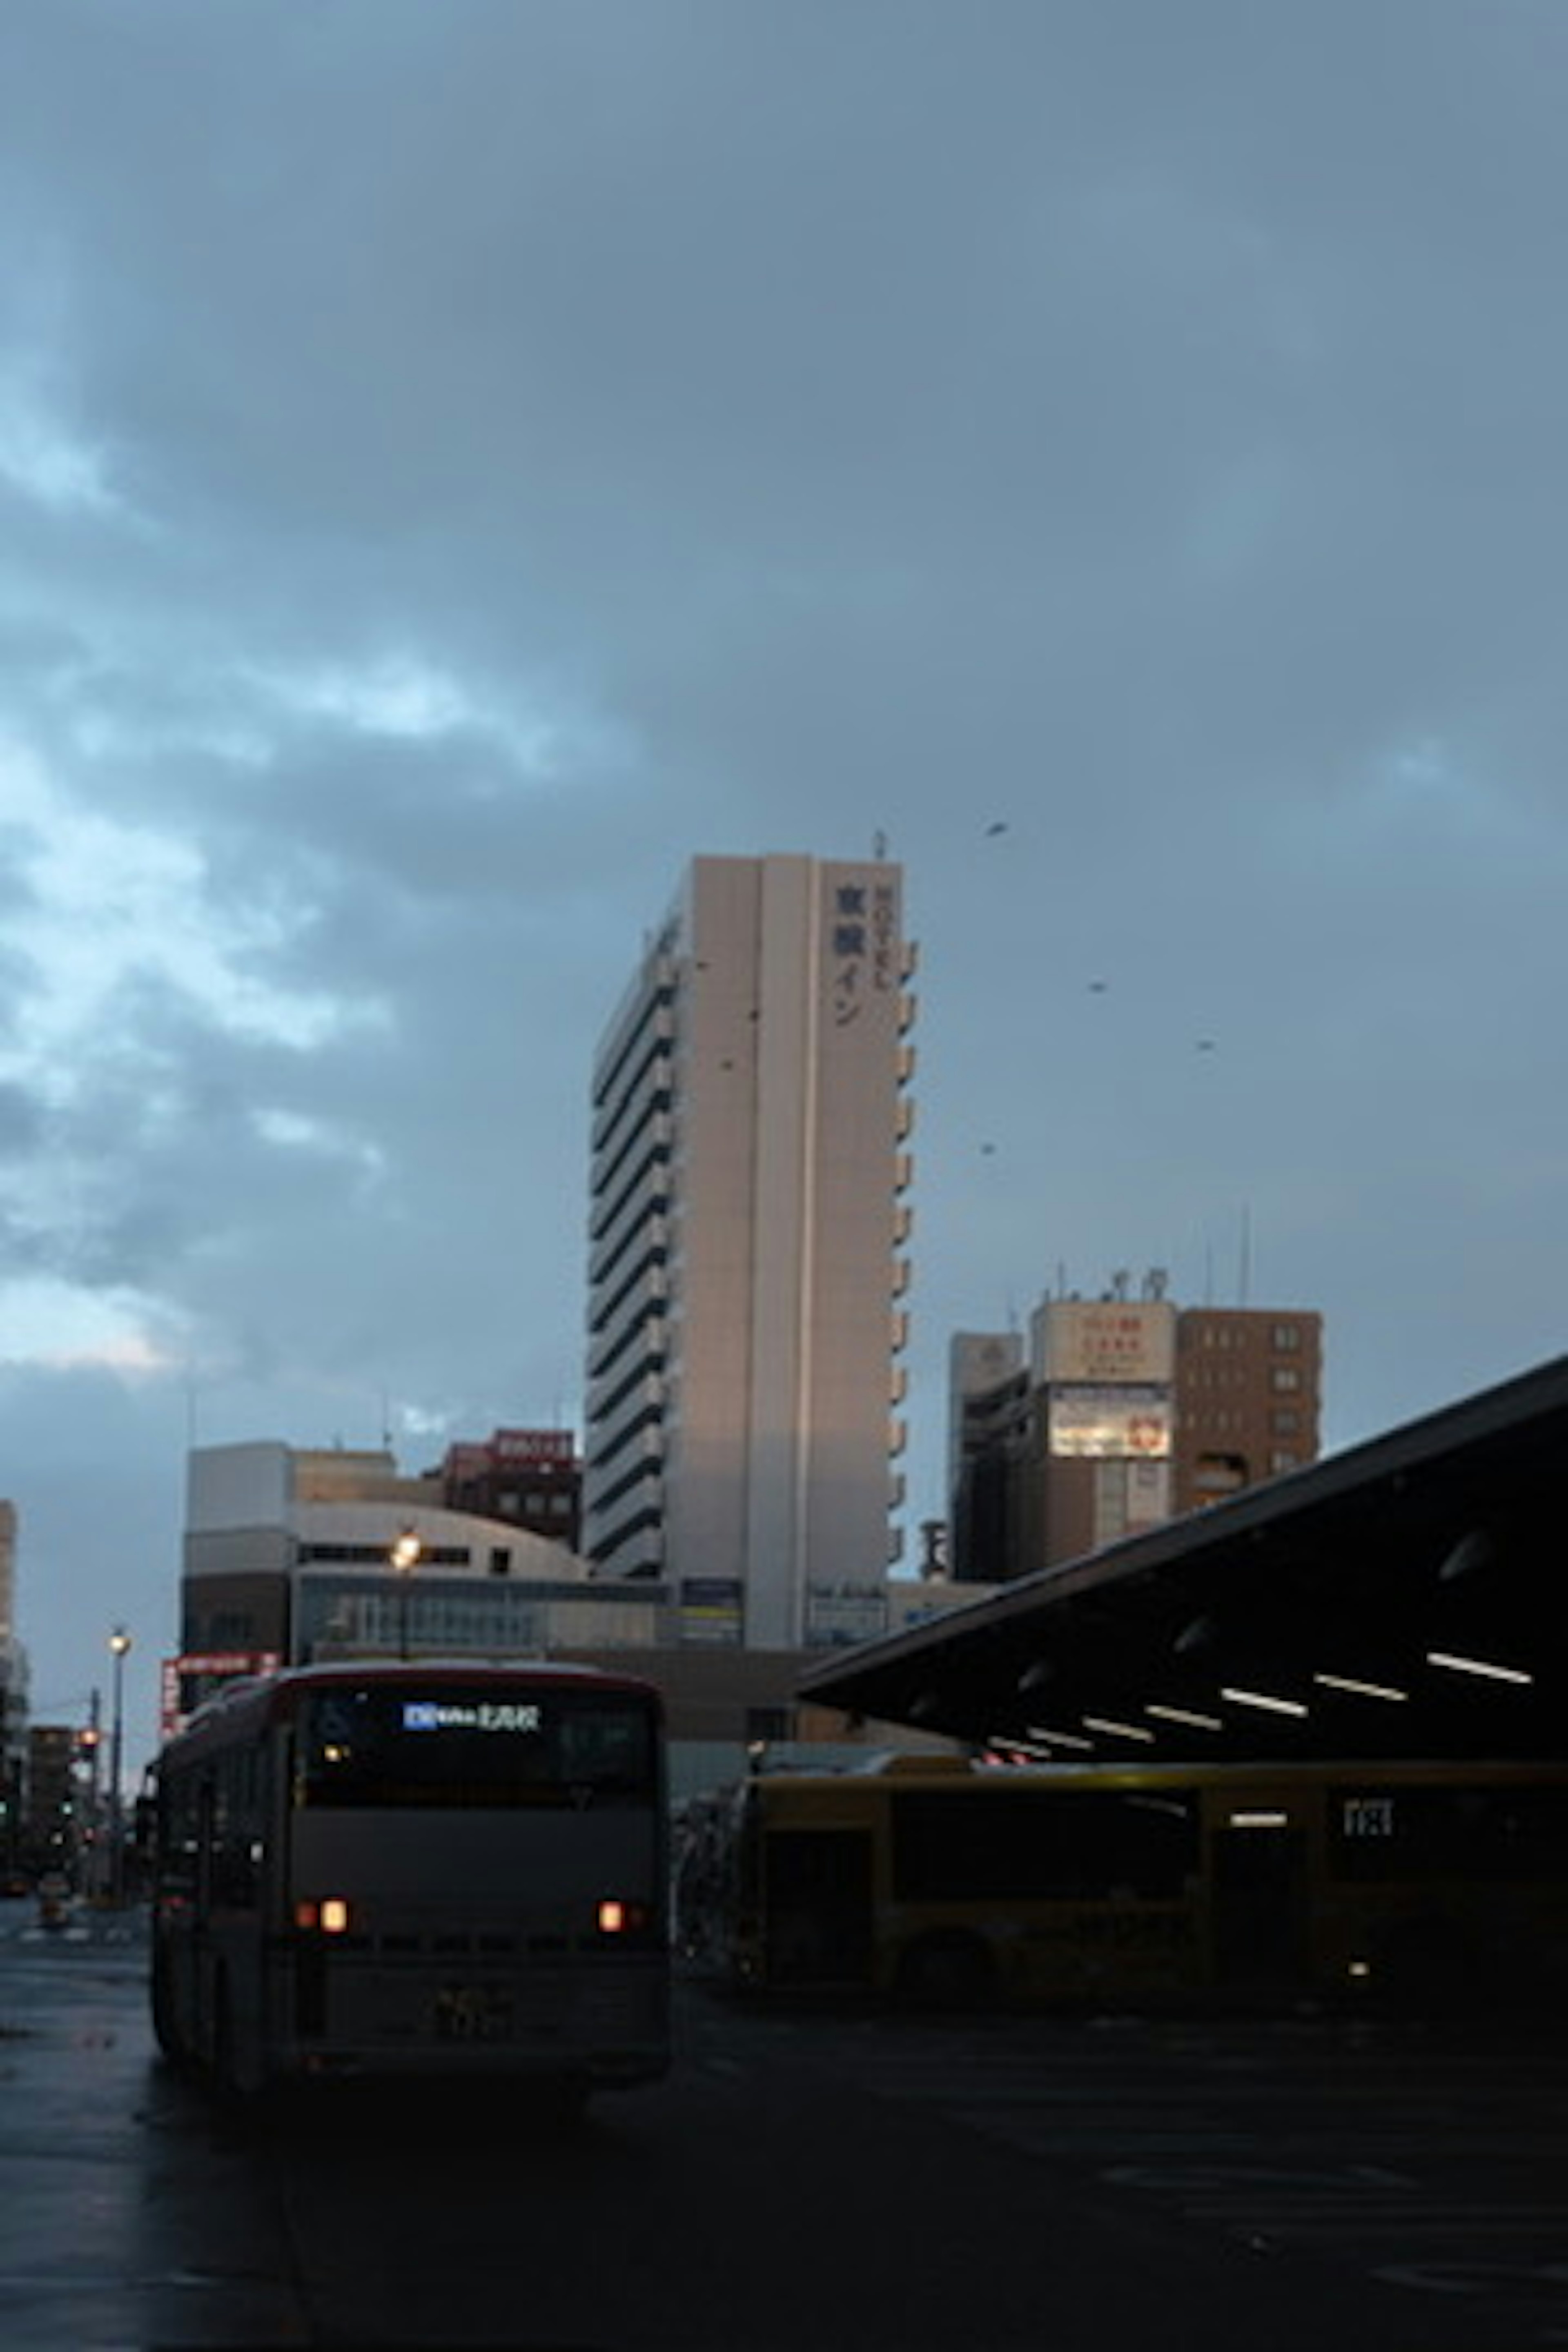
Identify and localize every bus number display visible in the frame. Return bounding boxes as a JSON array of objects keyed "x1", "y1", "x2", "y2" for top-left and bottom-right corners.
[{"x1": 402, "y1": 1701, "x2": 543, "y2": 1734}]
